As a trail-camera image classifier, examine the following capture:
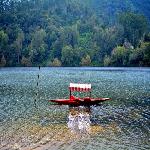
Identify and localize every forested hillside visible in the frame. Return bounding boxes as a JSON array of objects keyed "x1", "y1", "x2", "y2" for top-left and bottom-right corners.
[
  {"x1": 90, "y1": 0, "x2": 150, "y2": 24},
  {"x1": 0, "y1": 0, "x2": 150, "y2": 67},
  {"x1": 130, "y1": 0, "x2": 150, "y2": 21}
]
